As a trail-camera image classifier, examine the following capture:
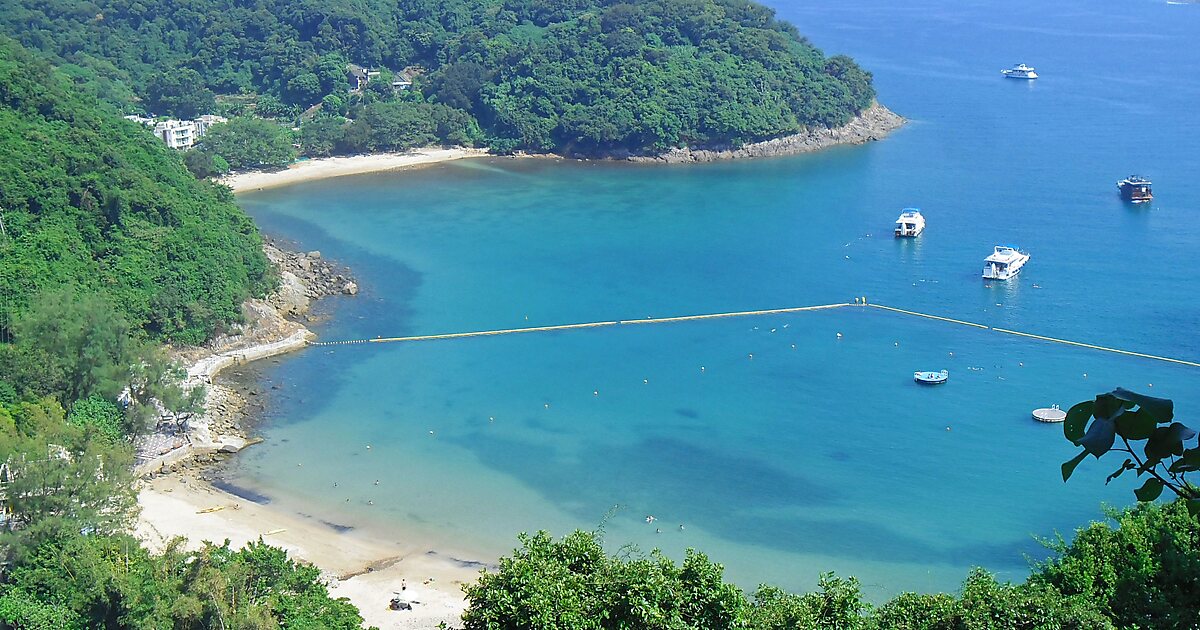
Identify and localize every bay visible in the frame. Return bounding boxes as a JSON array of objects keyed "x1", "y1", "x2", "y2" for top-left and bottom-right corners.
[{"x1": 231, "y1": 0, "x2": 1200, "y2": 597}]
